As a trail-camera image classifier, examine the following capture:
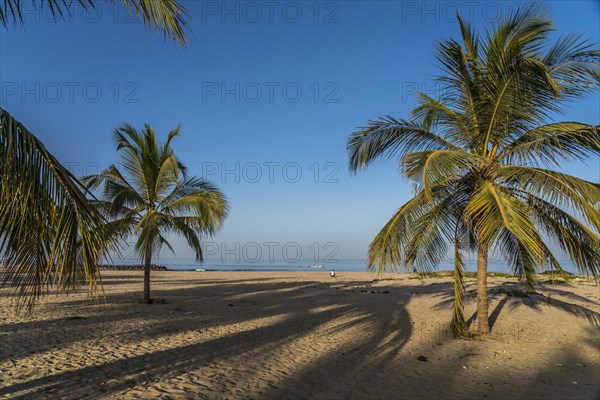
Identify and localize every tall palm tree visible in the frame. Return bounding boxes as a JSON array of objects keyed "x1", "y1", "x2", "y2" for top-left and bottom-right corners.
[
  {"x1": 0, "y1": 108, "x2": 112, "y2": 310},
  {"x1": 347, "y1": 5, "x2": 600, "y2": 335},
  {"x1": 1, "y1": 0, "x2": 190, "y2": 45},
  {"x1": 84, "y1": 124, "x2": 228, "y2": 303}
]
